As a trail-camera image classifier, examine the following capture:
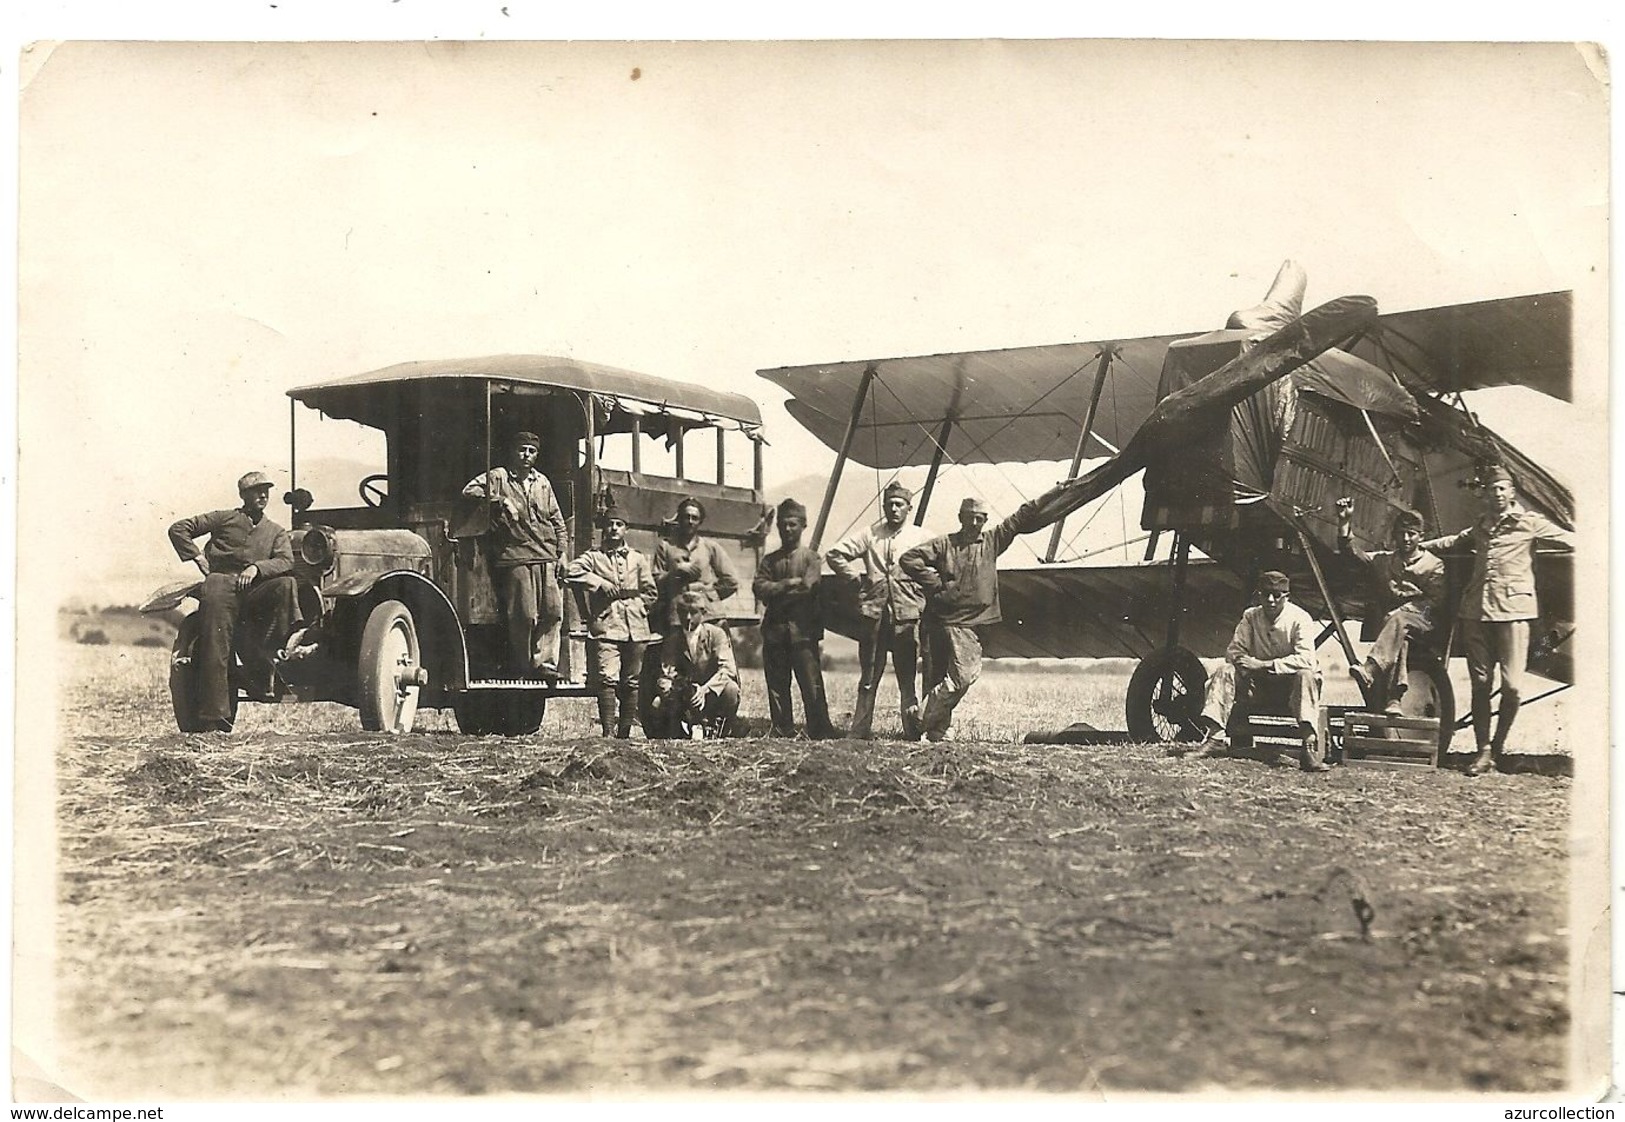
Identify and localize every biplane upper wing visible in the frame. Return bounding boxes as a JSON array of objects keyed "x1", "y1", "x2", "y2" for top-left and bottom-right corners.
[
  {"x1": 759, "y1": 291, "x2": 1573, "y2": 473},
  {"x1": 758, "y1": 333, "x2": 1188, "y2": 468},
  {"x1": 1351, "y1": 291, "x2": 1573, "y2": 402}
]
